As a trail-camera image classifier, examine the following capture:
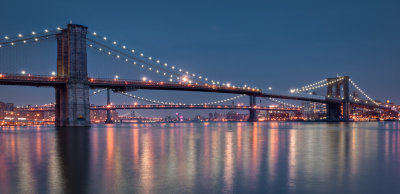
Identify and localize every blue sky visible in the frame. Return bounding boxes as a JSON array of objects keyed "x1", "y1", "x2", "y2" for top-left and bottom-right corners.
[{"x1": 0, "y1": 0, "x2": 399, "y2": 116}]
